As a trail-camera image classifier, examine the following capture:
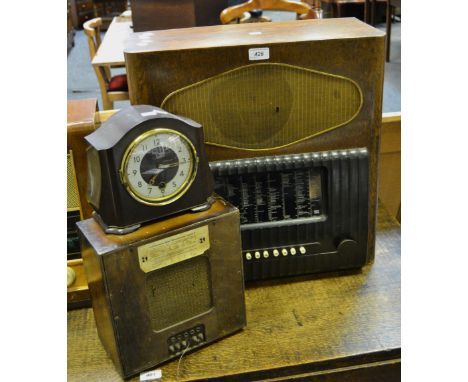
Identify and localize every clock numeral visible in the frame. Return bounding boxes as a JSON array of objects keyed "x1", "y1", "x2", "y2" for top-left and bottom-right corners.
[
  {"x1": 147, "y1": 187, "x2": 152, "y2": 193},
  {"x1": 155, "y1": 146, "x2": 164, "y2": 154},
  {"x1": 154, "y1": 139, "x2": 160, "y2": 146},
  {"x1": 181, "y1": 157, "x2": 187, "y2": 164},
  {"x1": 132, "y1": 170, "x2": 137, "y2": 175},
  {"x1": 172, "y1": 181, "x2": 177, "y2": 187},
  {"x1": 180, "y1": 171, "x2": 184, "y2": 177},
  {"x1": 142, "y1": 144, "x2": 148, "y2": 151},
  {"x1": 177, "y1": 146, "x2": 182, "y2": 153},
  {"x1": 133, "y1": 156, "x2": 141, "y2": 163},
  {"x1": 138, "y1": 181, "x2": 142, "y2": 188}
]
